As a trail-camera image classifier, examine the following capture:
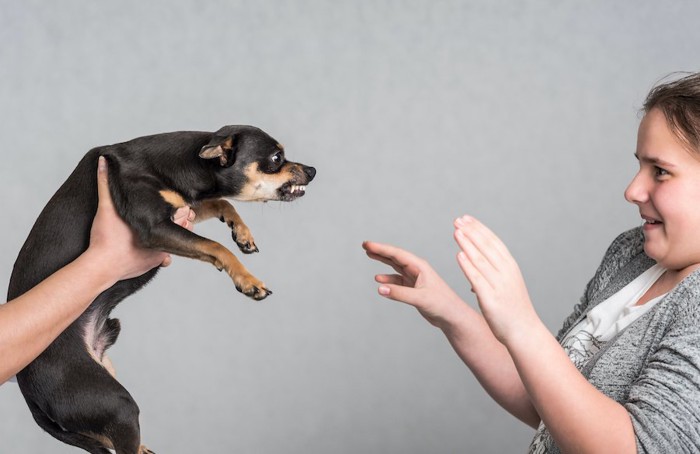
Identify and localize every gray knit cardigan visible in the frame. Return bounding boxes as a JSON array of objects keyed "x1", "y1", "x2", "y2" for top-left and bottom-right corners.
[{"x1": 528, "y1": 227, "x2": 700, "y2": 453}]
